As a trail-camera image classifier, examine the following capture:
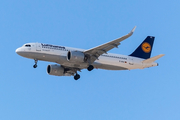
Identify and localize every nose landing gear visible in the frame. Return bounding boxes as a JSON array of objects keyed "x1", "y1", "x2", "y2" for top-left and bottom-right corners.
[
  {"x1": 33, "y1": 64, "x2": 37, "y2": 68},
  {"x1": 33, "y1": 59, "x2": 38, "y2": 68}
]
